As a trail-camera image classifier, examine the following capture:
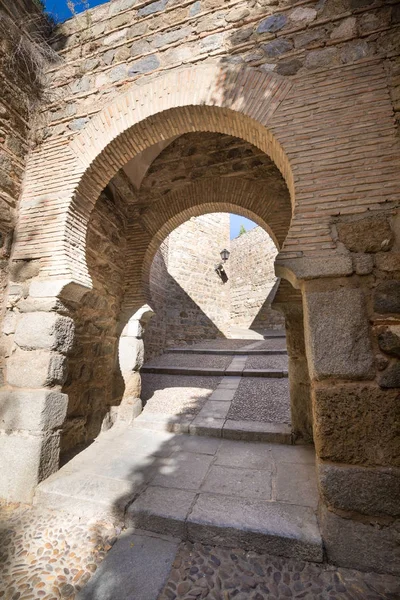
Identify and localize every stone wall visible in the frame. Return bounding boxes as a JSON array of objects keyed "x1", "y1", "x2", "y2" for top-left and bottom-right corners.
[
  {"x1": 0, "y1": 0, "x2": 51, "y2": 384},
  {"x1": 230, "y1": 226, "x2": 284, "y2": 331},
  {"x1": 144, "y1": 213, "x2": 230, "y2": 358},
  {"x1": 60, "y1": 185, "x2": 128, "y2": 456},
  {"x1": 42, "y1": 0, "x2": 399, "y2": 144}
]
